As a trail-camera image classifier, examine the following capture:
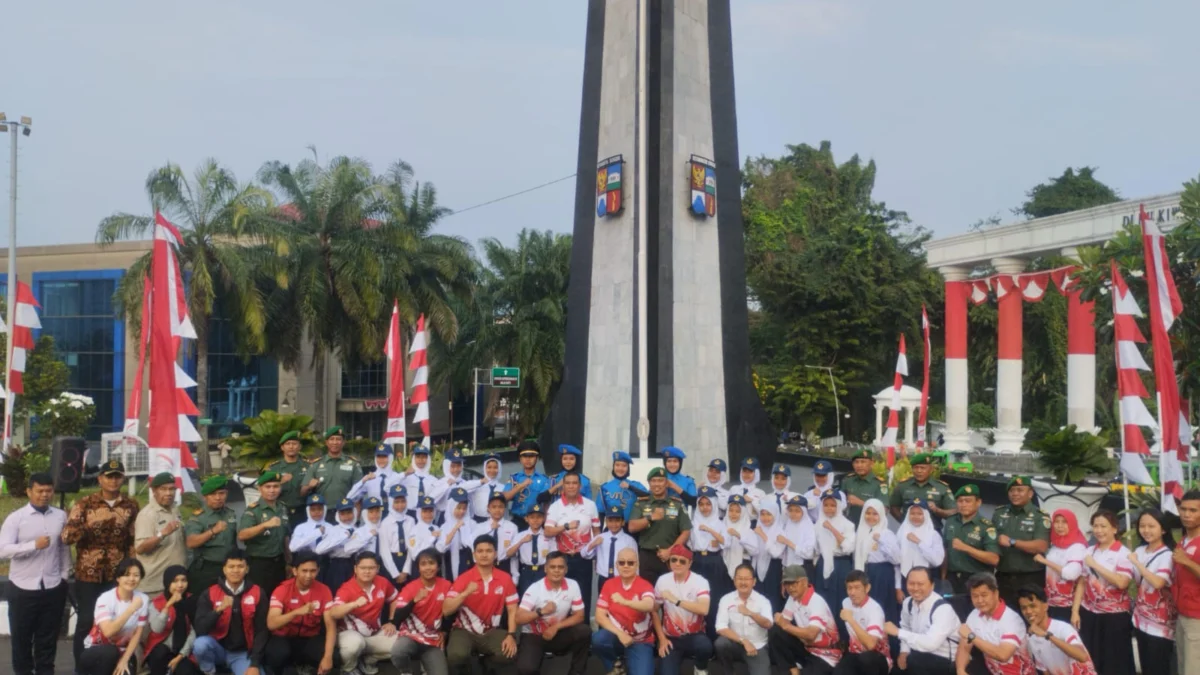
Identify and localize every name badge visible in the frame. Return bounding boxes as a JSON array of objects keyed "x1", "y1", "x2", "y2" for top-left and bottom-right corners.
[{"x1": 340, "y1": 465, "x2": 353, "y2": 472}]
